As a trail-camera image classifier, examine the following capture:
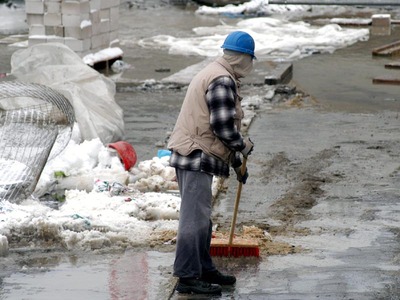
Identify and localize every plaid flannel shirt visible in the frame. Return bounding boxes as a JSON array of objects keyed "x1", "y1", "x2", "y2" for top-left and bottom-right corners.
[{"x1": 169, "y1": 76, "x2": 245, "y2": 178}]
